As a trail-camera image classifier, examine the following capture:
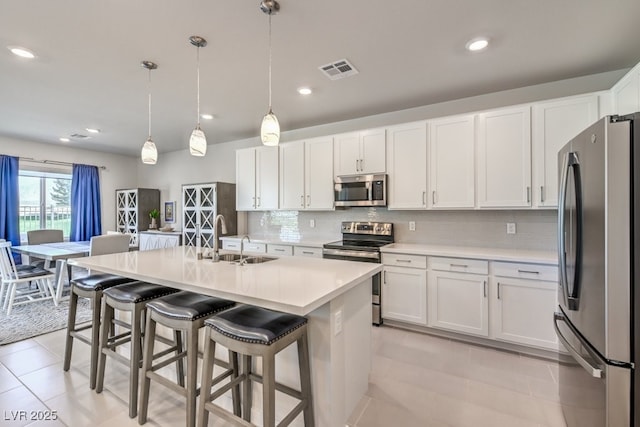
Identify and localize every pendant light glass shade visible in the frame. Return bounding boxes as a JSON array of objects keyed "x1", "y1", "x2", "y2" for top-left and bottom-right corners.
[
  {"x1": 260, "y1": 2, "x2": 280, "y2": 146},
  {"x1": 141, "y1": 137, "x2": 158, "y2": 164},
  {"x1": 141, "y1": 60, "x2": 158, "y2": 165},
  {"x1": 261, "y1": 109, "x2": 280, "y2": 146},
  {"x1": 189, "y1": 126, "x2": 207, "y2": 156},
  {"x1": 189, "y1": 36, "x2": 207, "y2": 157}
]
